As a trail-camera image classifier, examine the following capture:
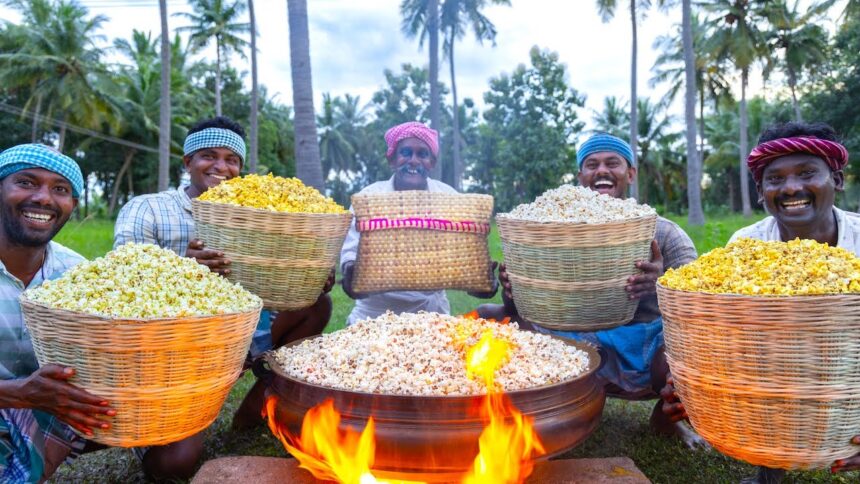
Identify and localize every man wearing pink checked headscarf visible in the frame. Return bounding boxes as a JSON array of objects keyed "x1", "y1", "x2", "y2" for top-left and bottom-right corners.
[
  {"x1": 338, "y1": 121, "x2": 496, "y2": 326},
  {"x1": 661, "y1": 121, "x2": 860, "y2": 483}
]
